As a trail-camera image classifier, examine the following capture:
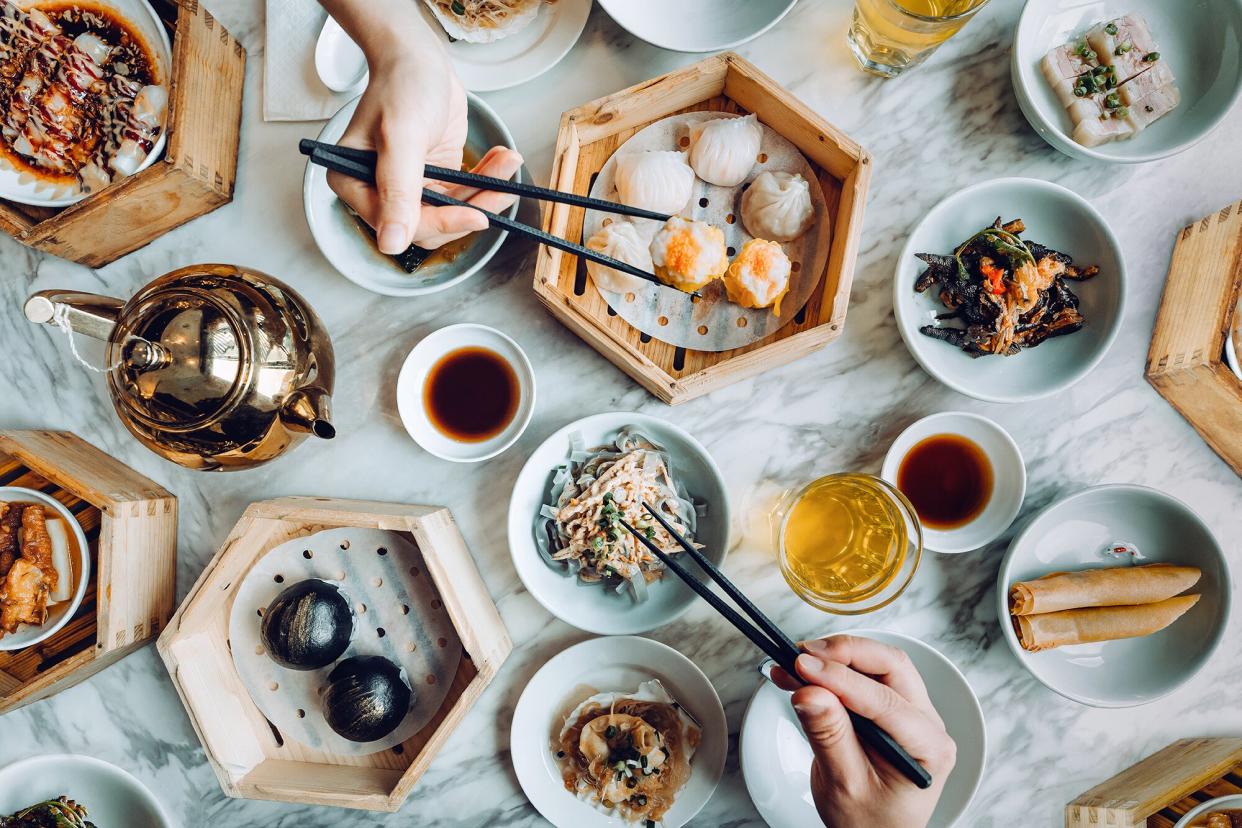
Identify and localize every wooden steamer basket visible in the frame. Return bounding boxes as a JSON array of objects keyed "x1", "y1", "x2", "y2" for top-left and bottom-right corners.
[
  {"x1": 0, "y1": 0, "x2": 245, "y2": 266},
  {"x1": 534, "y1": 52, "x2": 872, "y2": 405}
]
